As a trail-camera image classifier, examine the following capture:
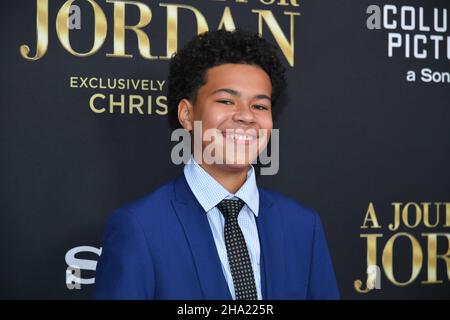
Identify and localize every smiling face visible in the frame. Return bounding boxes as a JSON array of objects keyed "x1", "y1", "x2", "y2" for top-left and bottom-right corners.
[{"x1": 178, "y1": 63, "x2": 273, "y2": 172}]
